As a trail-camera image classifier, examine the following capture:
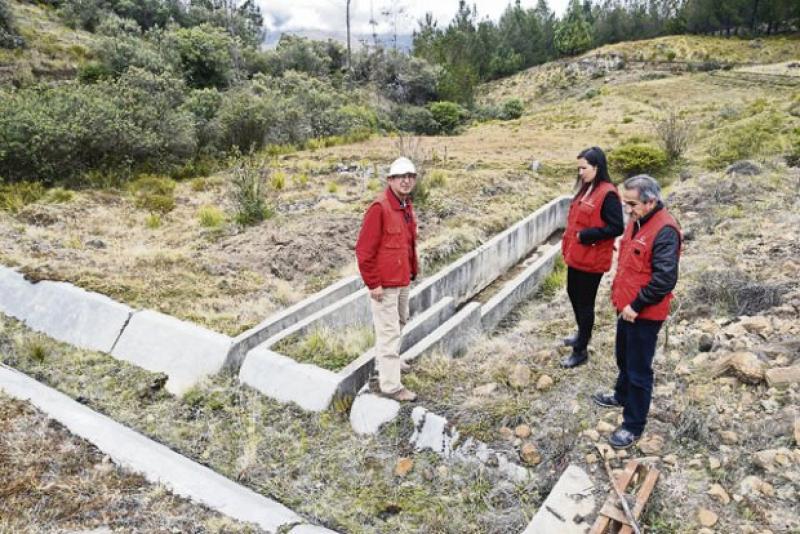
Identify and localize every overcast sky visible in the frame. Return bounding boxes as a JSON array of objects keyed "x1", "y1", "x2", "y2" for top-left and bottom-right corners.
[{"x1": 259, "y1": 0, "x2": 570, "y2": 35}]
